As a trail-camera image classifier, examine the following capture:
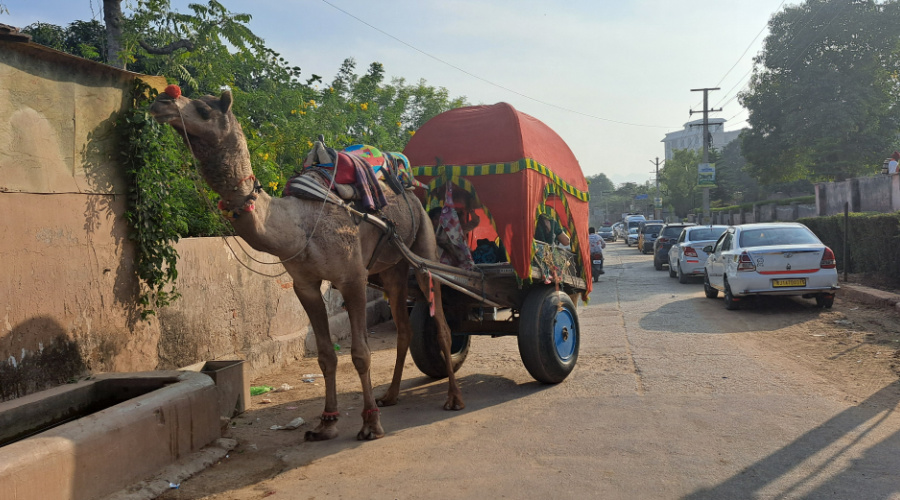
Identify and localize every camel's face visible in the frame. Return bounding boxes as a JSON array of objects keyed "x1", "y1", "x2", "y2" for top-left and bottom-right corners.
[{"x1": 149, "y1": 90, "x2": 237, "y2": 145}]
